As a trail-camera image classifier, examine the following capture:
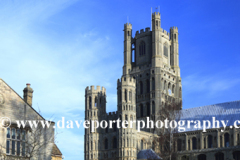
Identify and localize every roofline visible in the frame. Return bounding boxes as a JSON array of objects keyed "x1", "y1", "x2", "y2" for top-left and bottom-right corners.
[
  {"x1": 182, "y1": 100, "x2": 240, "y2": 111},
  {"x1": 0, "y1": 78, "x2": 53, "y2": 122}
]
